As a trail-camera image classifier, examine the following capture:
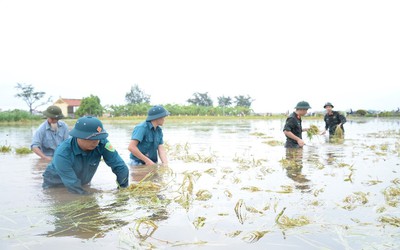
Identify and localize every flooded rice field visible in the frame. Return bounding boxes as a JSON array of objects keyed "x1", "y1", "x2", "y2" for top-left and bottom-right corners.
[{"x1": 1, "y1": 117, "x2": 399, "y2": 250}]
